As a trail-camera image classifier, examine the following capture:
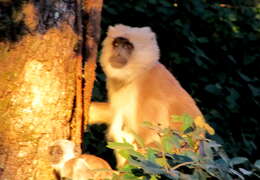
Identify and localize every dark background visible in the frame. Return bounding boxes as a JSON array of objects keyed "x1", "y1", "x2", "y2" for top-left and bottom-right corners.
[{"x1": 85, "y1": 0, "x2": 260, "y2": 167}]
